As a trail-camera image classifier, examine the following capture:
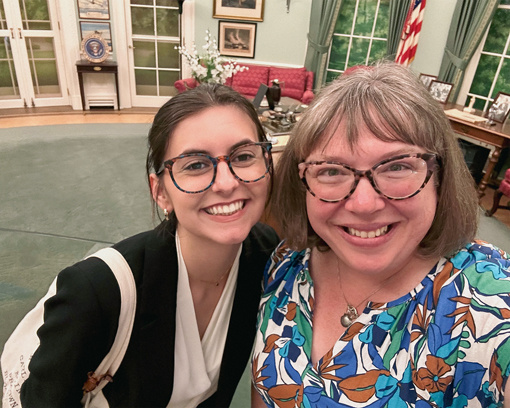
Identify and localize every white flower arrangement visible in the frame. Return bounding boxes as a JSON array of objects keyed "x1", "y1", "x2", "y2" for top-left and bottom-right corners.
[{"x1": 176, "y1": 30, "x2": 247, "y2": 84}]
